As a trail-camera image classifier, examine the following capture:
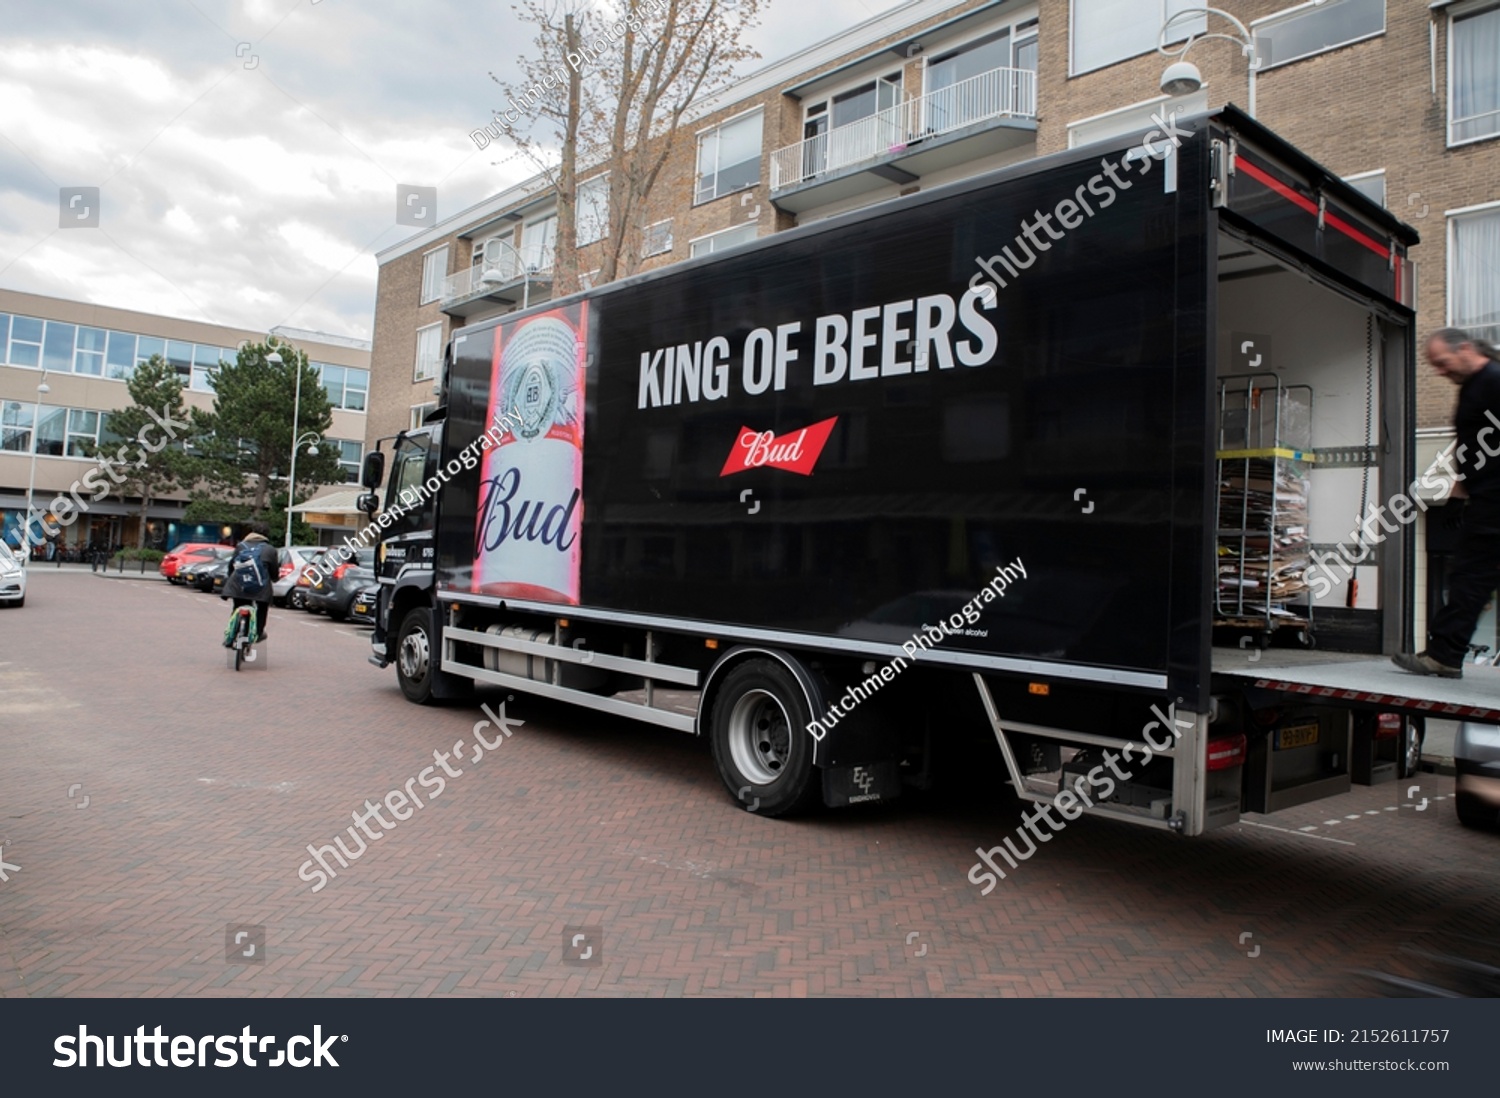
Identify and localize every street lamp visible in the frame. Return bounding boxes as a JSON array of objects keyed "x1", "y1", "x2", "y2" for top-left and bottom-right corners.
[
  {"x1": 271, "y1": 346, "x2": 322, "y2": 548},
  {"x1": 1158, "y1": 6, "x2": 1262, "y2": 119},
  {"x1": 22, "y1": 372, "x2": 50, "y2": 558}
]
